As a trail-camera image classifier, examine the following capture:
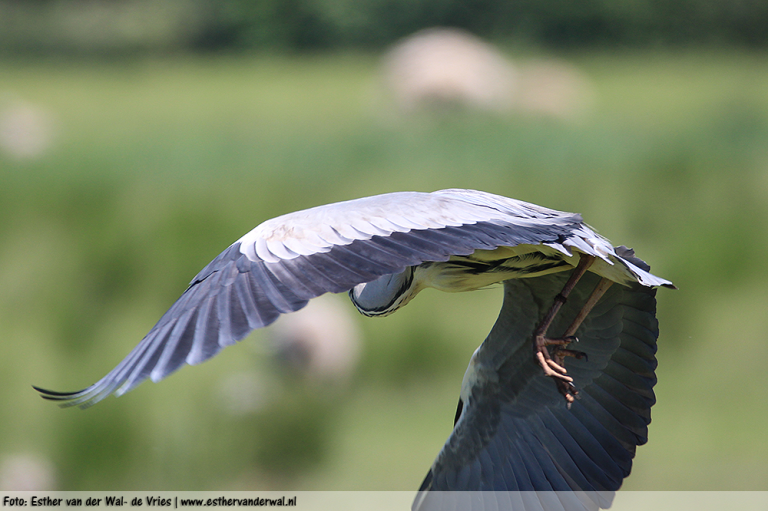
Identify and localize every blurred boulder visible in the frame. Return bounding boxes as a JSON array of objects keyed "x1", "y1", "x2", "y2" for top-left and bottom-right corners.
[
  {"x1": 0, "y1": 453, "x2": 56, "y2": 490},
  {"x1": 515, "y1": 60, "x2": 595, "y2": 121},
  {"x1": 381, "y1": 27, "x2": 518, "y2": 114},
  {"x1": 381, "y1": 27, "x2": 595, "y2": 121},
  {"x1": 0, "y1": 98, "x2": 56, "y2": 160},
  {"x1": 268, "y1": 294, "x2": 362, "y2": 384},
  {"x1": 216, "y1": 295, "x2": 360, "y2": 417},
  {"x1": 217, "y1": 371, "x2": 275, "y2": 416}
]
